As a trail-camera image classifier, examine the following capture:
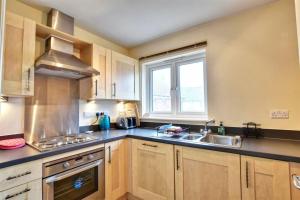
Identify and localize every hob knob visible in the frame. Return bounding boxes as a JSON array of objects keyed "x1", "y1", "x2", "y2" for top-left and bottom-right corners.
[
  {"x1": 87, "y1": 154, "x2": 94, "y2": 160},
  {"x1": 63, "y1": 162, "x2": 70, "y2": 169}
]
